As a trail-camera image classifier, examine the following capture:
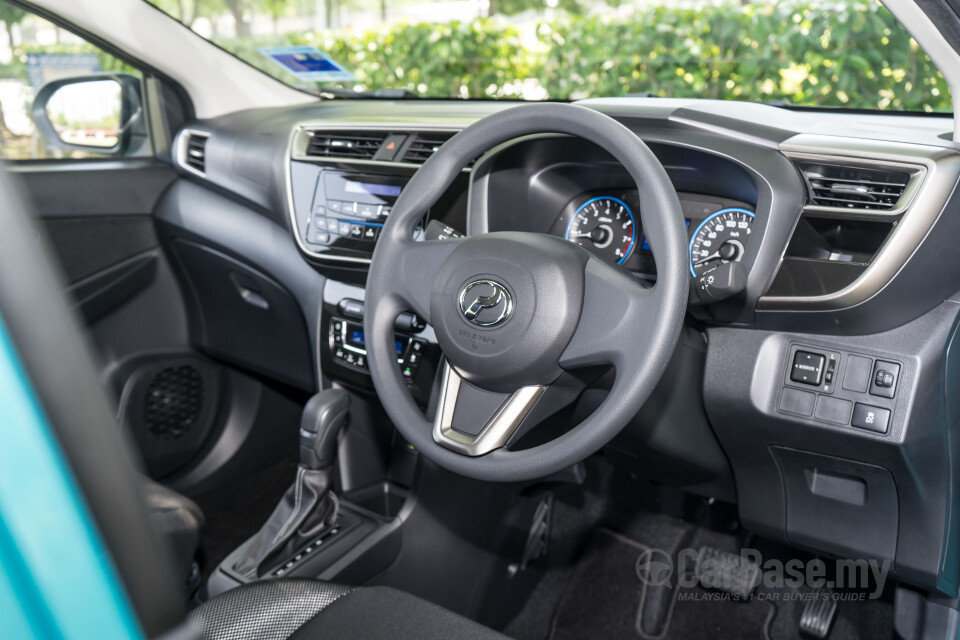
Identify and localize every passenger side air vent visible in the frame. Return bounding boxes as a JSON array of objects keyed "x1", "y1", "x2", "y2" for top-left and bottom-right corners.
[
  {"x1": 306, "y1": 131, "x2": 386, "y2": 160},
  {"x1": 183, "y1": 131, "x2": 209, "y2": 174},
  {"x1": 797, "y1": 162, "x2": 910, "y2": 211},
  {"x1": 403, "y1": 132, "x2": 457, "y2": 163}
]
